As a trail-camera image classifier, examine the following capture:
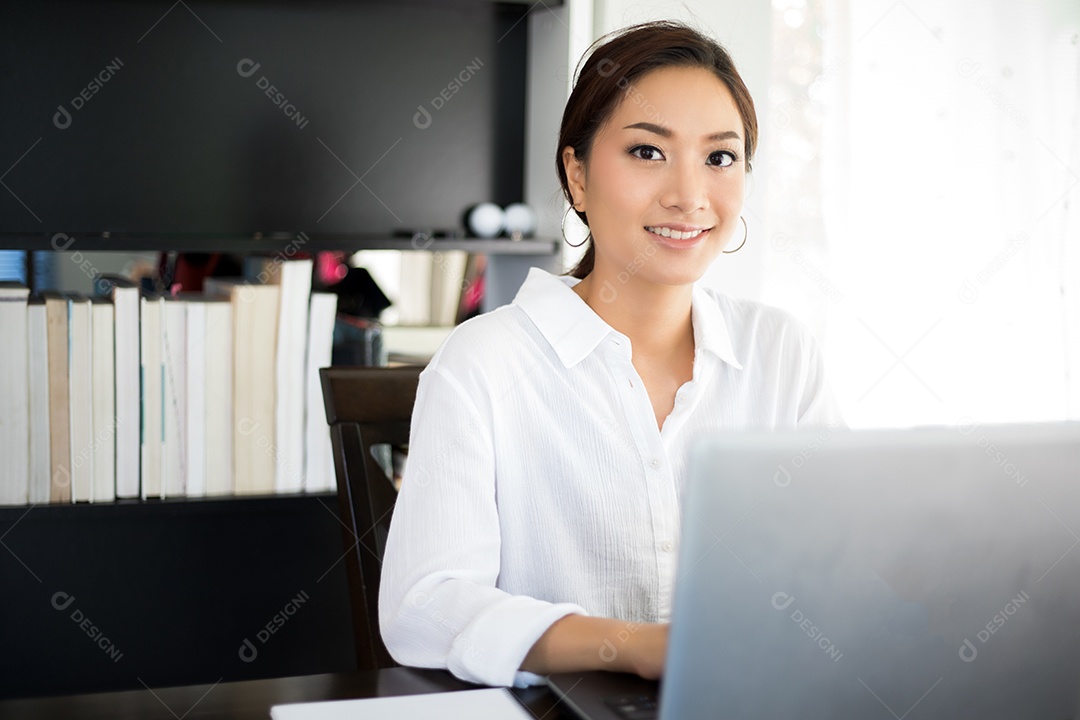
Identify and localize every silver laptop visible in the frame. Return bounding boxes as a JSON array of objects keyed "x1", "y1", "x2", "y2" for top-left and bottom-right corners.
[{"x1": 549, "y1": 422, "x2": 1080, "y2": 720}]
